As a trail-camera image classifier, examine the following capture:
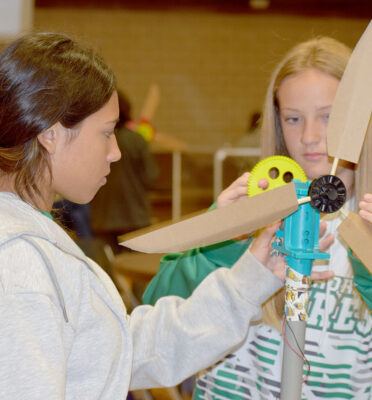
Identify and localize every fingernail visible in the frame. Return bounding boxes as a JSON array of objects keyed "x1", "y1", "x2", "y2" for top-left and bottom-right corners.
[{"x1": 359, "y1": 210, "x2": 367, "y2": 218}]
